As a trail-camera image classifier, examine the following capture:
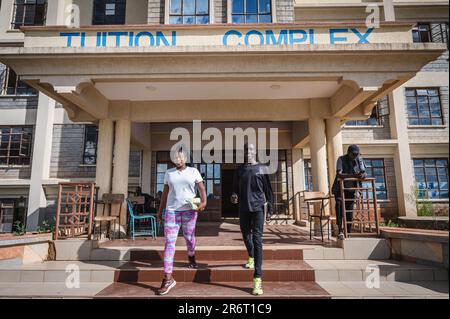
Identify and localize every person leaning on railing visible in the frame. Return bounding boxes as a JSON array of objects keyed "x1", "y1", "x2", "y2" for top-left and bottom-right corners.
[{"x1": 331, "y1": 144, "x2": 367, "y2": 240}]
